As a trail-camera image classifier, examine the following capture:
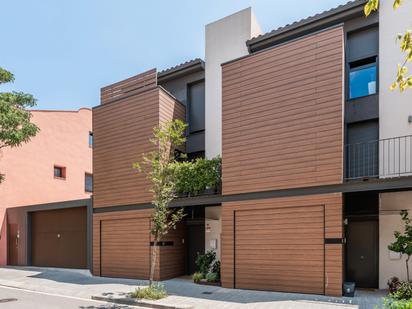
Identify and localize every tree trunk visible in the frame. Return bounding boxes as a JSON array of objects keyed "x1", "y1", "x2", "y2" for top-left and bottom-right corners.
[
  {"x1": 149, "y1": 239, "x2": 159, "y2": 287},
  {"x1": 407, "y1": 255, "x2": 410, "y2": 282}
]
